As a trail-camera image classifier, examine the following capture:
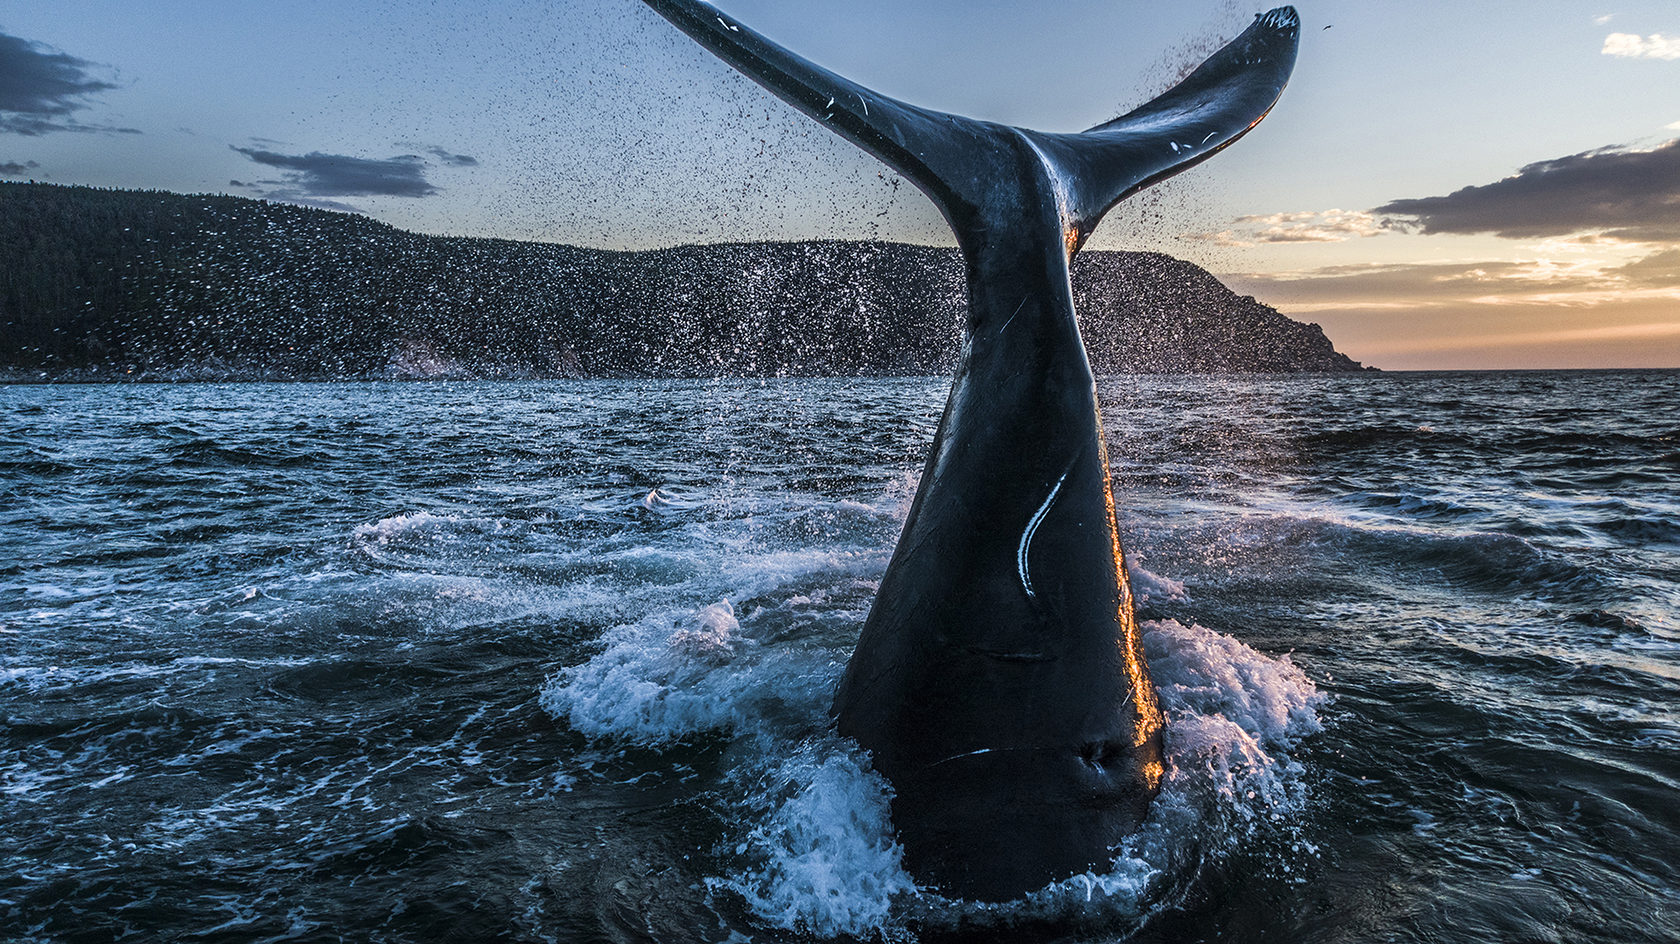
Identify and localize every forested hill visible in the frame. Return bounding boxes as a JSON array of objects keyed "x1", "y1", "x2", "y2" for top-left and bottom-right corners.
[{"x1": 1, "y1": 182, "x2": 1368, "y2": 380}]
